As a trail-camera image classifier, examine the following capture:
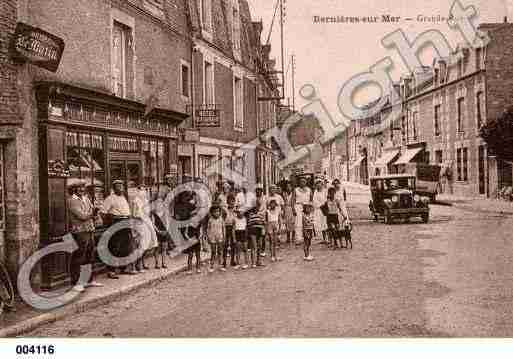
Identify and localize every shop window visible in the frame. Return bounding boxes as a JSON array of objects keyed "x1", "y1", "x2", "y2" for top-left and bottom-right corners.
[
  {"x1": 141, "y1": 139, "x2": 168, "y2": 187},
  {"x1": 66, "y1": 131, "x2": 105, "y2": 203},
  {"x1": 198, "y1": 154, "x2": 216, "y2": 192}
]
